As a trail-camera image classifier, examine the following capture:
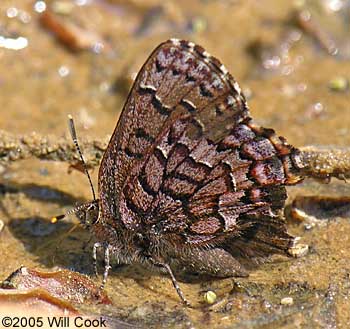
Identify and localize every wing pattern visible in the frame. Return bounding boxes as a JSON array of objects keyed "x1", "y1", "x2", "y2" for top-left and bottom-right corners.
[{"x1": 98, "y1": 39, "x2": 302, "y2": 253}]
